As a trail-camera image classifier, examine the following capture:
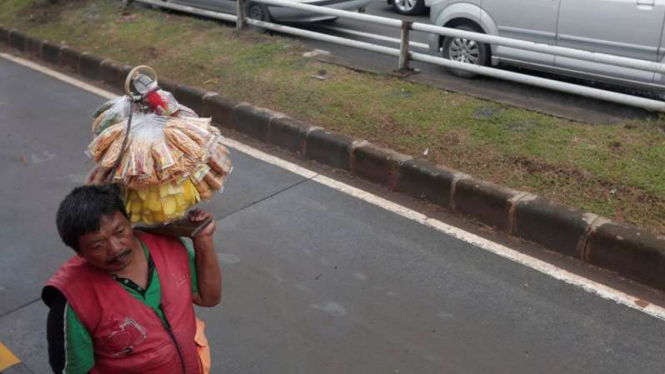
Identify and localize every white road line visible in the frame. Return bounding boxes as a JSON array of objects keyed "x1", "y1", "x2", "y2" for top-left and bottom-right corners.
[
  {"x1": 4, "y1": 52, "x2": 664, "y2": 322},
  {"x1": 320, "y1": 25, "x2": 431, "y2": 50},
  {"x1": 1, "y1": 53, "x2": 116, "y2": 100},
  {"x1": 220, "y1": 137, "x2": 318, "y2": 179}
]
